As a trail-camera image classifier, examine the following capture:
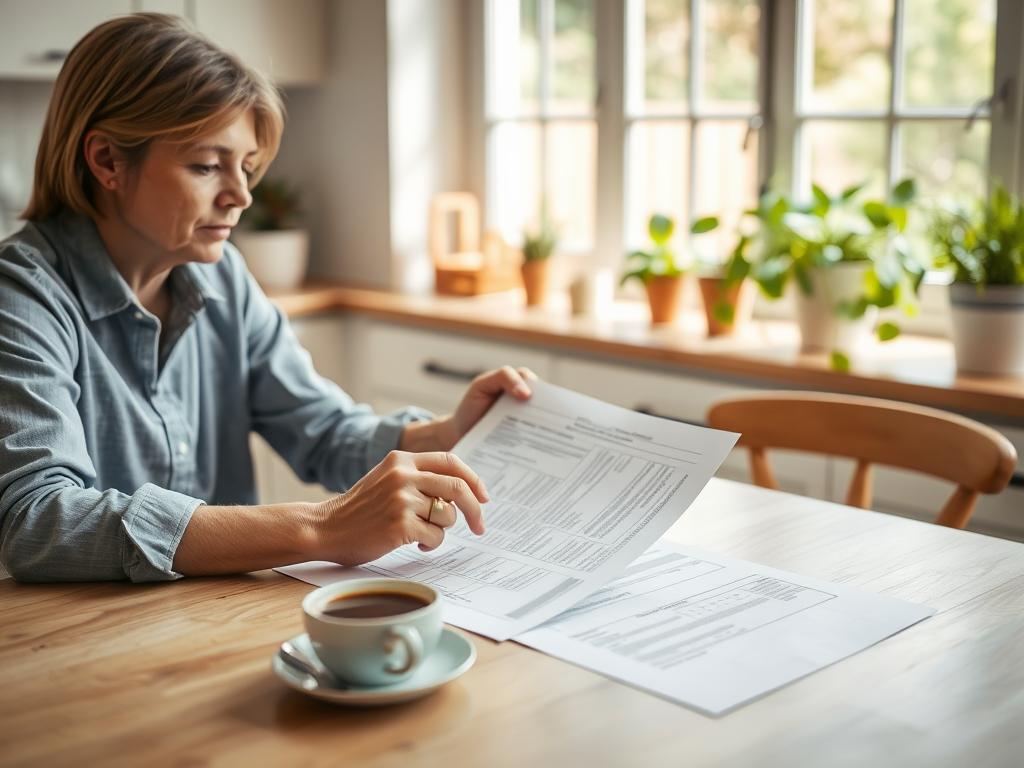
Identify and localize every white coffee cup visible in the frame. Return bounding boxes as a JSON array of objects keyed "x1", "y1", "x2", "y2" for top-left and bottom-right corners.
[
  {"x1": 302, "y1": 578, "x2": 443, "y2": 687},
  {"x1": 570, "y1": 268, "x2": 614, "y2": 316}
]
